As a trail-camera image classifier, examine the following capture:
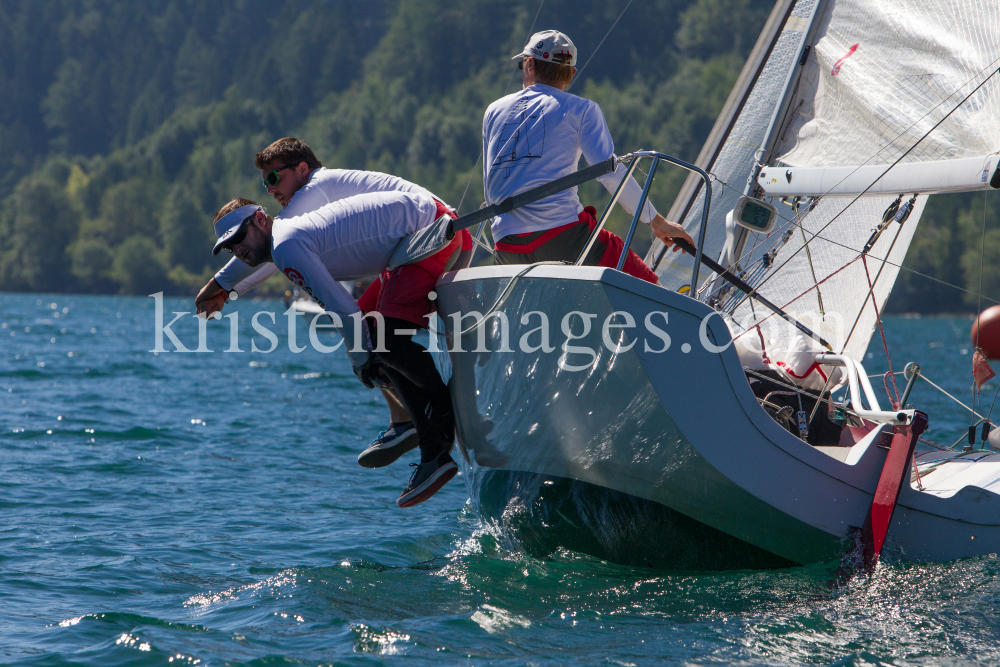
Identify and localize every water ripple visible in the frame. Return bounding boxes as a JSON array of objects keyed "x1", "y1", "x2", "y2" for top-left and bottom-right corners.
[{"x1": 1, "y1": 296, "x2": 997, "y2": 665}]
